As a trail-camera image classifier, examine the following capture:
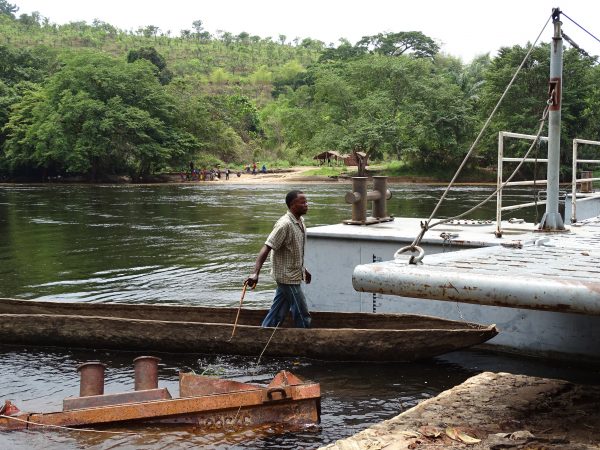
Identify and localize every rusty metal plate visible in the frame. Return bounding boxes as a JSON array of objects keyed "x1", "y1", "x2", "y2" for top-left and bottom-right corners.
[{"x1": 63, "y1": 388, "x2": 172, "y2": 411}]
